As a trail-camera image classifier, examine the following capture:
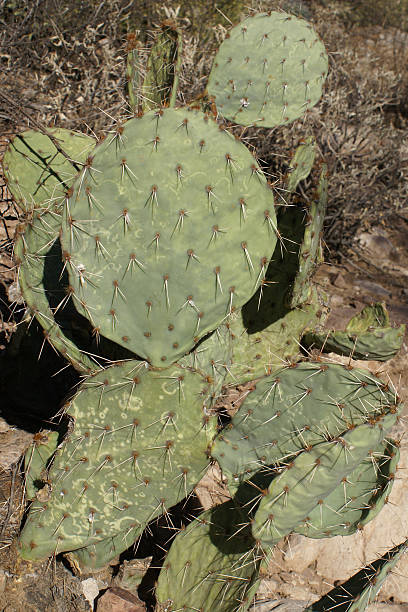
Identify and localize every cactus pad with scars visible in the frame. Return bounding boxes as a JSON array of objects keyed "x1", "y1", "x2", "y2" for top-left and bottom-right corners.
[
  {"x1": 207, "y1": 11, "x2": 328, "y2": 128},
  {"x1": 306, "y1": 538, "x2": 408, "y2": 611},
  {"x1": 295, "y1": 437, "x2": 399, "y2": 538},
  {"x1": 156, "y1": 500, "x2": 268, "y2": 612},
  {"x1": 2, "y1": 128, "x2": 94, "y2": 212},
  {"x1": 286, "y1": 136, "x2": 316, "y2": 194},
  {"x1": 303, "y1": 302, "x2": 406, "y2": 361},
  {"x1": 212, "y1": 362, "x2": 399, "y2": 492},
  {"x1": 252, "y1": 422, "x2": 393, "y2": 548},
  {"x1": 18, "y1": 362, "x2": 215, "y2": 560},
  {"x1": 60, "y1": 108, "x2": 276, "y2": 367}
]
